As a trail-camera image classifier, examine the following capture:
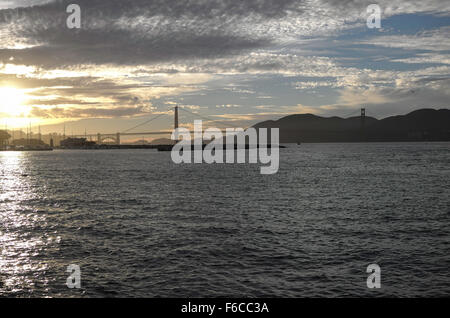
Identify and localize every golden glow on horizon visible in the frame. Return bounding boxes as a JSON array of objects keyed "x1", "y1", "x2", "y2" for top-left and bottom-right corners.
[
  {"x1": 0, "y1": 87, "x2": 29, "y2": 116},
  {"x1": 0, "y1": 86, "x2": 32, "y2": 127}
]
